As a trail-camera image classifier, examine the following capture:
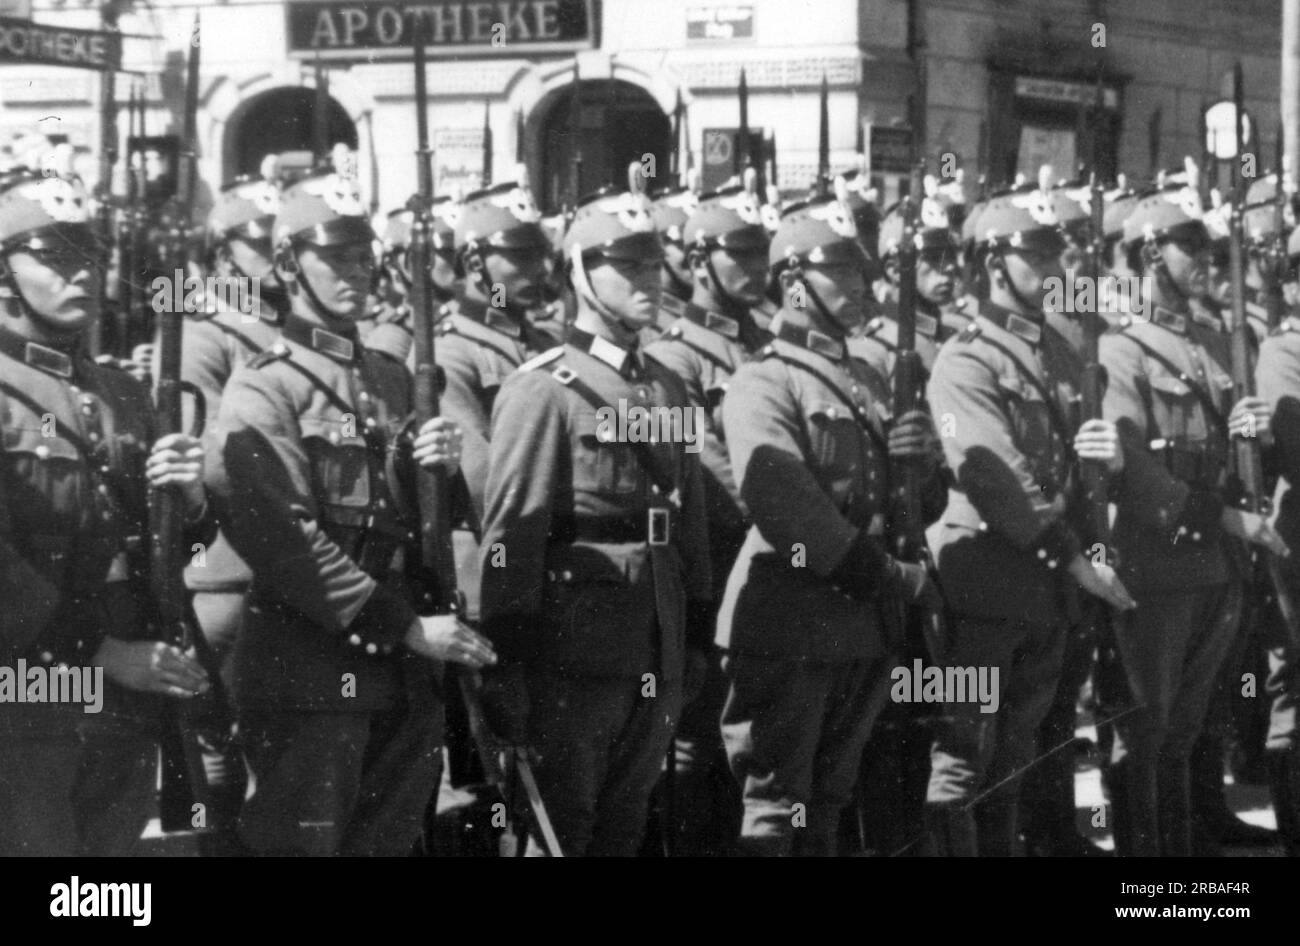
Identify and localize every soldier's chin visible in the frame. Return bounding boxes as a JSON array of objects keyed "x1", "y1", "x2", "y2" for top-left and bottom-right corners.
[
  {"x1": 616, "y1": 298, "x2": 658, "y2": 328},
  {"x1": 45, "y1": 299, "x2": 97, "y2": 333}
]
